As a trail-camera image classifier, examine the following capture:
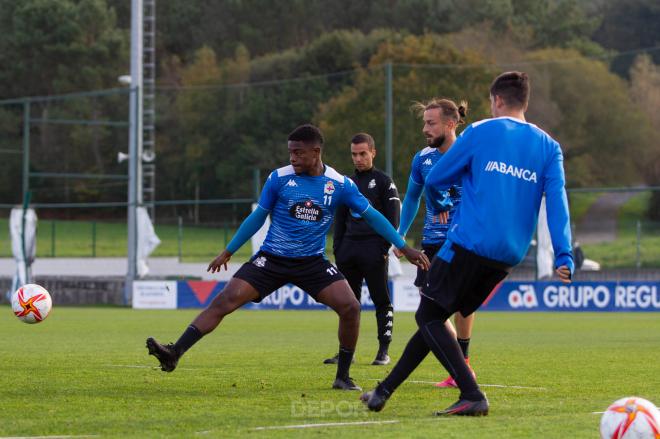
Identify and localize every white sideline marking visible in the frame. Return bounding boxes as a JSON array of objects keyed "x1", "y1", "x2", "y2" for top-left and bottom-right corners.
[
  {"x1": 103, "y1": 364, "x2": 197, "y2": 371},
  {"x1": 0, "y1": 436, "x2": 99, "y2": 438},
  {"x1": 592, "y1": 411, "x2": 605, "y2": 415},
  {"x1": 368, "y1": 378, "x2": 547, "y2": 390},
  {"x1": 251, "y1": 420, "x2": 399, "y2": 431}
]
